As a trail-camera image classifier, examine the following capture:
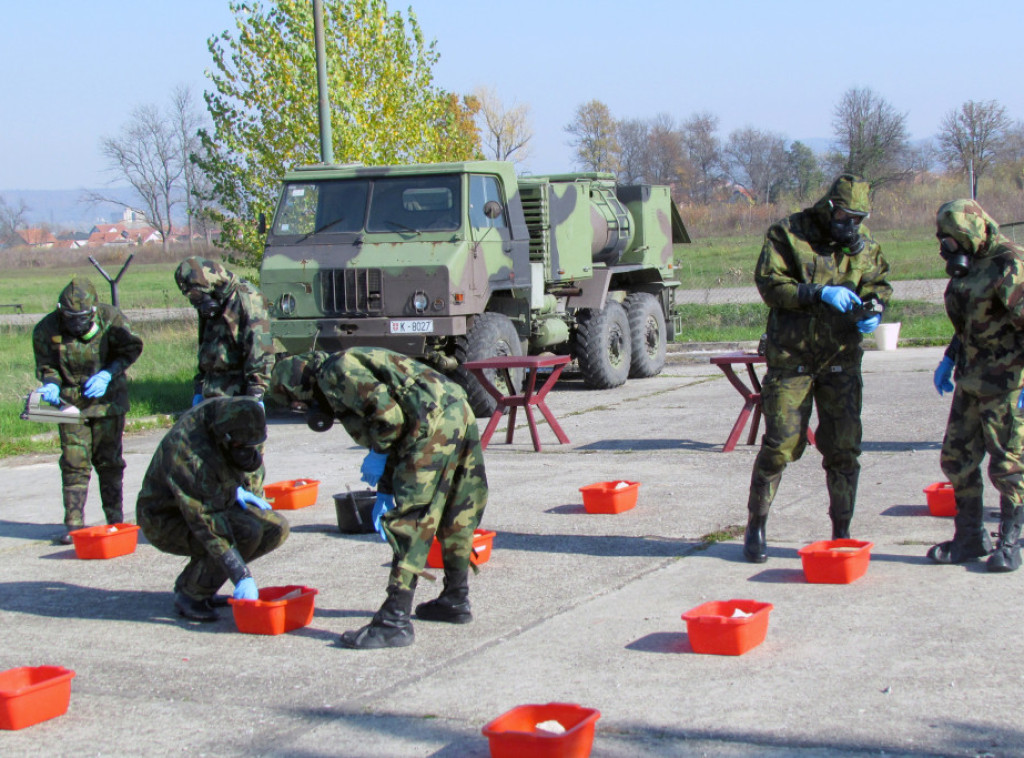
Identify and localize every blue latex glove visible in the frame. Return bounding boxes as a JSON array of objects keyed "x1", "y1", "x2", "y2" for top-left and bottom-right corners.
[
  {"x1": 233, "y1": 576, "x2": 259, "y2": 600},
  {"x1": 372, "y1": 492, "x2": 395, "y2": 542},
  {"x1": 820, "y1": 286, "x2": 862, "y2": 313},
  {"x1": 934, "y1": 357, "x2": 955, "y2": 396},
  {"x1": 83, "y1": 370, "x2": 112, "y2": 398},
  {"x1": 856, "y1": 314, "x2": 882, "y2": 334},
  {"x1": 39, "y1": 383, "x2": 61, "y2": 406},
  {"x1": 192, "y1": 393, "x2": 204, "y2": 407},
  {"x1": 1017, "y1": 387, "x2": 1024, "y2": 410},
  {"x1": 235, "y1": 486, "x2": 272, "y2": 511},
  {"x1": 360, "y1": 450, "x2": 389, "y2": 487}
]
